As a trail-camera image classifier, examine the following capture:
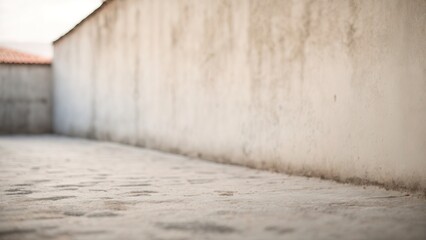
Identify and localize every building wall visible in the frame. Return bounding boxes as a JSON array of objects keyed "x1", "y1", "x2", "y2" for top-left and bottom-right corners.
[
  {"x1": 0, "y1": 64, "x2": 52, "y2": 133},
  {"x1": 53, "y1": 0, "x2": 426, "y2": 192}
]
